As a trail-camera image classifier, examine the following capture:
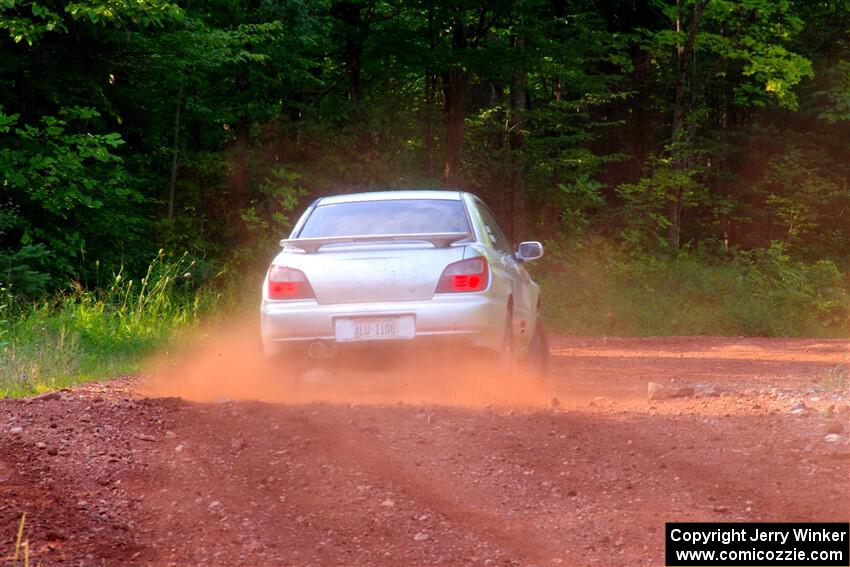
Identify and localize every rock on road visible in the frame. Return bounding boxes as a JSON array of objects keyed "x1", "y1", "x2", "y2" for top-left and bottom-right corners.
[{"x1": 1, "y1": 336, "x2": 849, "y2": 566}]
